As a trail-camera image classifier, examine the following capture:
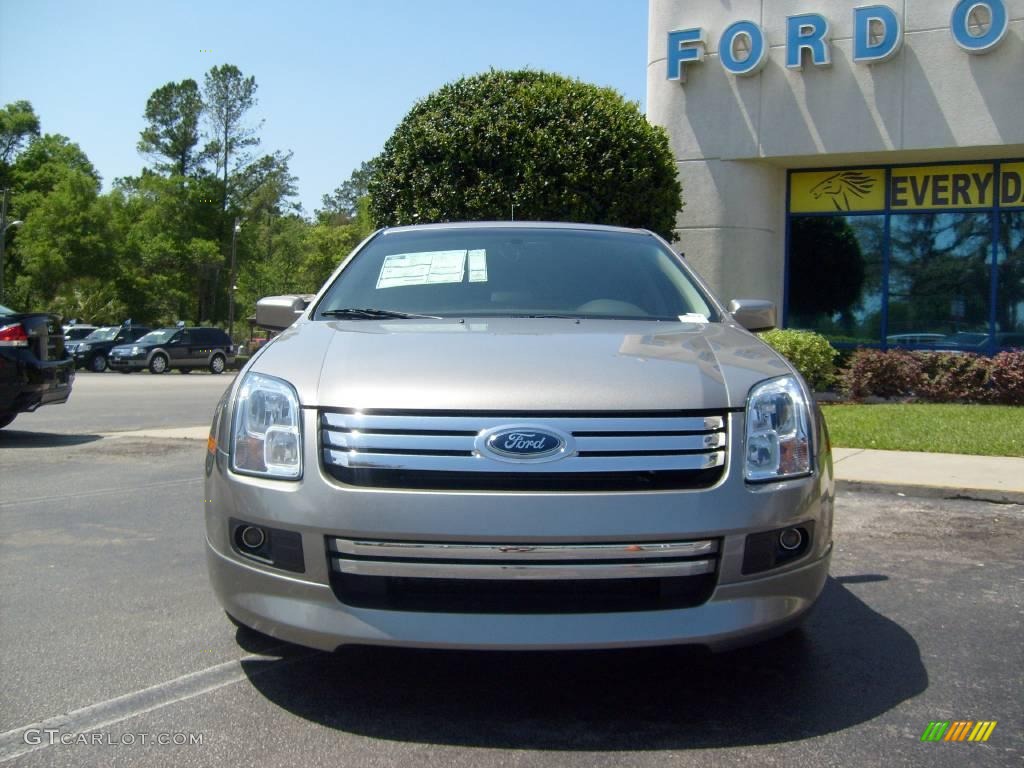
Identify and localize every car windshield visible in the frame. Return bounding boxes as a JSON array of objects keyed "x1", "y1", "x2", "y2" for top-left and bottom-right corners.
[
  {"x1": 315, "y1": 227, "x2": 716, "y2": 321},
  {"x1": 0, "y1": 303, "x2": 14, "y2": 316},
  {"x1": 65, "y1": 327, "x2": 96, "y2": 340},
  {"x1": 84, "y1": 327, "x2": 121, "y2": 341},
  {"x1": 135, "y1": 329, "x2": 177, "y2": 344}
]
